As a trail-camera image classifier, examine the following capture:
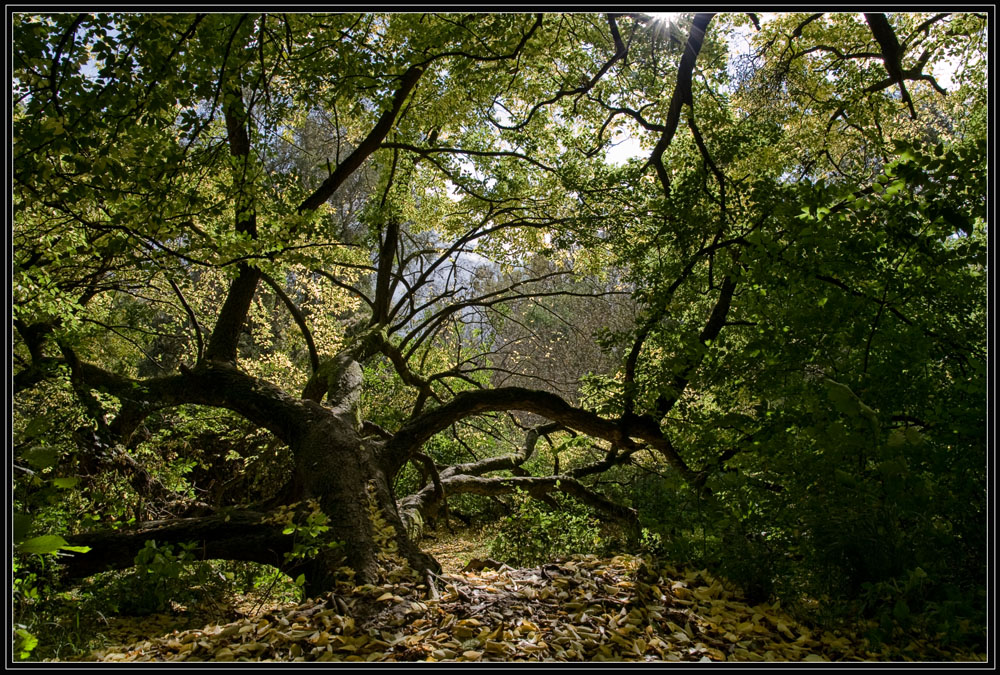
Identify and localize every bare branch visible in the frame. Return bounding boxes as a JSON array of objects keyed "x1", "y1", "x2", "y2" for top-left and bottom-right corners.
[
  {"x1": 297, "y1": 65, "x2": 424, "y2": 212},
  {"x1": 203, "y1": 85, "x2": 261, "y2": 364},
  {"x1": 61, "y1": 510, "x2": 291, "y2": 580},
  {"x1": 166, "y1": 277, "x2": 204, "y2": 363},
  {"x1": 646, "y1": 12, "x2": 715, "y2": 194},
  {"x1": 260, "y1": 271, "x2": 320, "y2": 374},
  {"x1": 384, "y1": 386, "x2": 702, "y2": 486},
  {"x1": 491, "y1": 14, "x2": 628, "y2": 132},
  {"x1": 864, "y1": 13, "x2": 917, "y2": 118}
]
